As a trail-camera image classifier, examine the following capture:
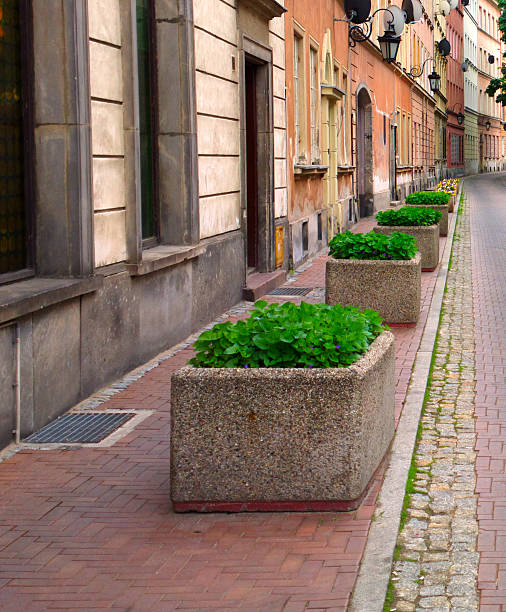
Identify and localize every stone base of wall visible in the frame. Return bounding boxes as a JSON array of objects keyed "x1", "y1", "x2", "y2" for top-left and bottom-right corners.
[
  {"x1": 171, "y1": 331, "x2": 395, "y2": 510},
  {"x1": 326, "y1": 253, "x2": 421, "y2": 324},
  {"x1": 0, "y1": 232, "x2": 245, "y2": 447},
  {"x1": 289, "y1": 209, "x2": 328, "y2": 268}
]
